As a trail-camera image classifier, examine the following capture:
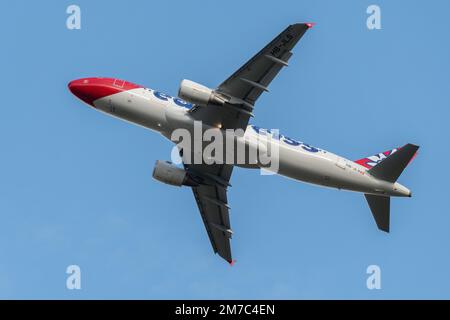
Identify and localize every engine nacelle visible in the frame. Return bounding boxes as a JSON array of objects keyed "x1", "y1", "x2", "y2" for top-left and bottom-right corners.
[
  {"x1": 152, "y1": 160, "x2": 197, "y2": 187},
  {"x1": 178, "y1": 79, "x2": 226, "y2": 106}
]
